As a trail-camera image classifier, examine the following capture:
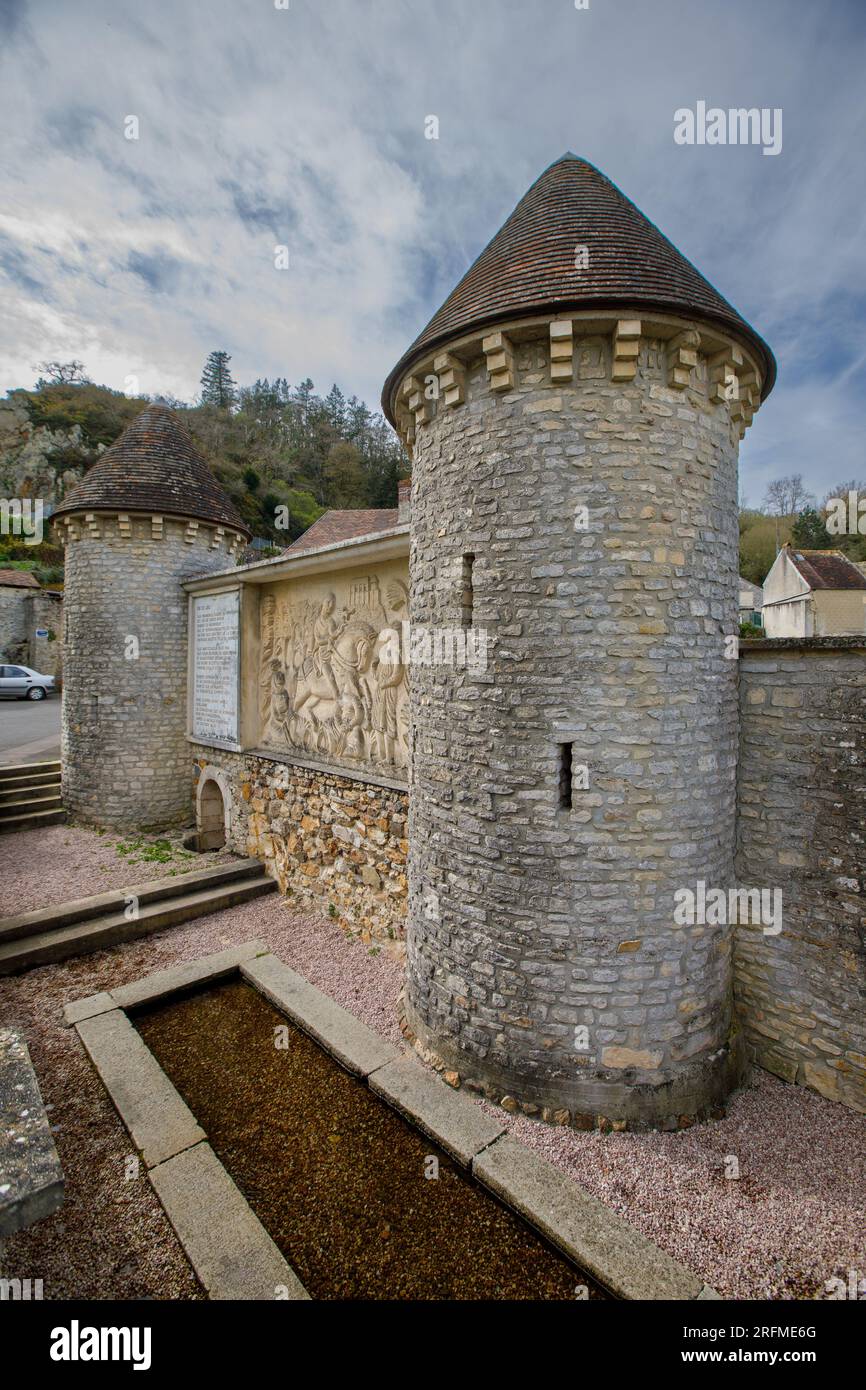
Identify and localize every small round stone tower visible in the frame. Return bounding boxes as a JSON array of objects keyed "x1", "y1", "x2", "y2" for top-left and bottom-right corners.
[
  {"x1": 53, "y1": 405, "x2": 250, "y2": 830},
  {"x1": 383, "y1": 154, "x2": 775, "y2": 1129}
]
